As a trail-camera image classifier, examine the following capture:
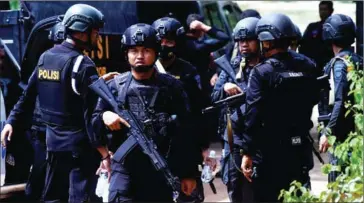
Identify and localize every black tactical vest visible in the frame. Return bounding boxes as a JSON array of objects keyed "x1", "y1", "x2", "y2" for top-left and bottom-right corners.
[{"x1": 36, "y1": 48, "x2": 84, "y2": 127}]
